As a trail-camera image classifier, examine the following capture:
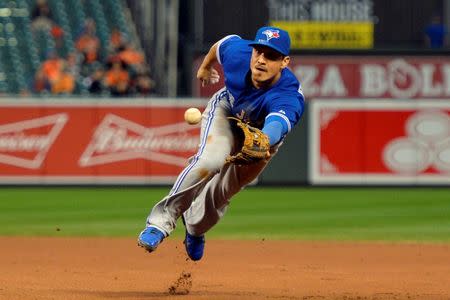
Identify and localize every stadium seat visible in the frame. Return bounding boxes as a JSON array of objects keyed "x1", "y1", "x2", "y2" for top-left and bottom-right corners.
[
  {"x1": 64, "y1": 0, "x2": 86, "y2": 39},
  {"x1": 0, "y1": 13, "x2": 28, "y2": 93},
  {"x1": 101, "y1": 0, "x2": 130, "y2": 39},
  {"x1": 0, "y1": 0, "x2": 141, "y2": 95},
  {"x1": 13, "y1": 0, "x2": 40, "y2": 77},
  {"x1": 82, "y1": 0, "x2": 110, "y2": 58},
  {"x1": 45, "y1": 0, "x2": 75, "y2": 57}
]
